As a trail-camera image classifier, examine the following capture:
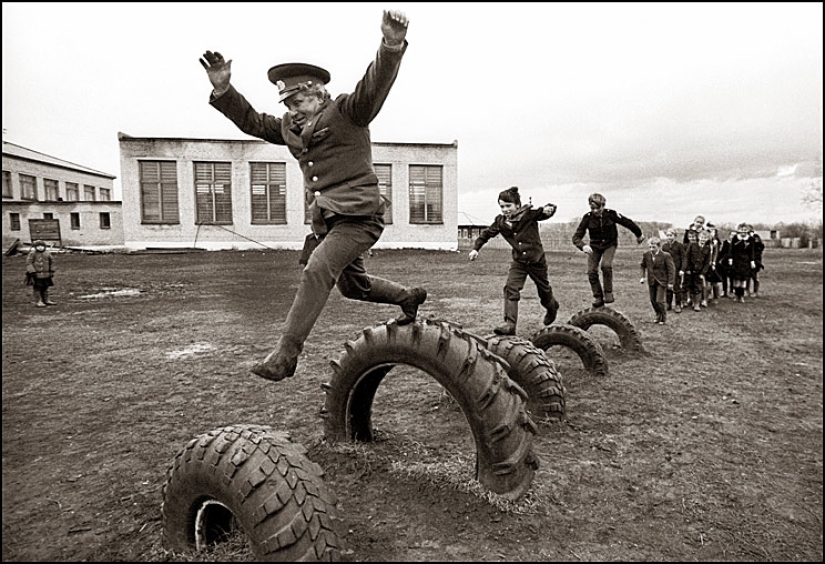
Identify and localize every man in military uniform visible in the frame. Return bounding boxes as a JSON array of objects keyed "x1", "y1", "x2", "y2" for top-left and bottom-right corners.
[
  {"x1": 199, "y1": 9, "x2": 426, "y2": 382},
  {"x1": 572, "y1": 193, "x2": 645, "y2": 308}
]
